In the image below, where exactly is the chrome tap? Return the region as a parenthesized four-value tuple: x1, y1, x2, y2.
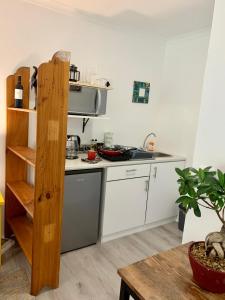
(142, 132, 157, 150)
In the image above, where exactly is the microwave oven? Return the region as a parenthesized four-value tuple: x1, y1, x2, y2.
(68, 85, 107, 116)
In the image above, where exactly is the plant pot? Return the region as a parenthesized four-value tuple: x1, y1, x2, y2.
(189, 242, 225, 293)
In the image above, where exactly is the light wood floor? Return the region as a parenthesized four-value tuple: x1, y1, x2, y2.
(0, 222, 182, 300)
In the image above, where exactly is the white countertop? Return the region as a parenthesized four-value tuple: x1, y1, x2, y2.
(65, 153, 186, 171)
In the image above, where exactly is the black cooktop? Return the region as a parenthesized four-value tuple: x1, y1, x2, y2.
(98, 145, 136, 161)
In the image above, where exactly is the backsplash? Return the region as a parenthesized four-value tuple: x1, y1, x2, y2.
(67, 117, 94, 144)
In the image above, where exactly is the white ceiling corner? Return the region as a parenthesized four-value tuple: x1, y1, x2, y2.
(22, 0, 215, 37)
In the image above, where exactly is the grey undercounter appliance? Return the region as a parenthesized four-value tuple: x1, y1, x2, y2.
(61, 169, 102, 253)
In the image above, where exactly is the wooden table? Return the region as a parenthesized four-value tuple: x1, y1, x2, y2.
(0, 193, 4, 266)
(118, 243, 225, 300)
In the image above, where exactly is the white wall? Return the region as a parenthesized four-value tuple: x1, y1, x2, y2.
(155, 30, 210, 165)
(0, 0, 166, 194)
(183, 0, 225, 243)
(91, 36, 165, 147)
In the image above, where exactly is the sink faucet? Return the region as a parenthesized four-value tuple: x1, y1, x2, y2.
(142, 132, 157, 150)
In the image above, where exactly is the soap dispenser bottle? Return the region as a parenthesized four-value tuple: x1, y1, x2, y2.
(147, 135, 156, 152)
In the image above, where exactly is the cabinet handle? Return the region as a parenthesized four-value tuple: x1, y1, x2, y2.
(145, 180, 149, 192)
(153, 166, 157, 178)
(126, 169, 137, 173)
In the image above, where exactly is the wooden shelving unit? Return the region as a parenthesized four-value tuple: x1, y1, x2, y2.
(5, 51, 70, 295)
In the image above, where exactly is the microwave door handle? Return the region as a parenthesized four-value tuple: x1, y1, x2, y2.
(95, 89, 102, 115)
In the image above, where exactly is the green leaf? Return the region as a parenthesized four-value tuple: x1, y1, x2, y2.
(176, 196, 192, 209)
(198, 168, 205, 181)
(194, 205, 201, 217)
(189, 168, 198, 174)
(209, 192, 218, 202)
(175, 168, 185, 178)
(183, 168, 191, 176)
(187, 185, 197, 197)
(197, 185, 211, 196)
(205, 171, 217, 178)
(205, 176, 223, 192)
(179, 185, 186, 195)
(217, 169, 225, 187)
(204, 166, 212, 172)
(217, 197, 224, 208)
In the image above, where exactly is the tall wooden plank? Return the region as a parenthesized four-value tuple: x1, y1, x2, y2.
(31, 51, 70, 295)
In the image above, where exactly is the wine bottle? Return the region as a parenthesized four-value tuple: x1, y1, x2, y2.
(14, 75, 23, 108)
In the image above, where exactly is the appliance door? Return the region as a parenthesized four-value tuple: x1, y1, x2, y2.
(61, 169, 102, 253)
(68, 86, 107, 116)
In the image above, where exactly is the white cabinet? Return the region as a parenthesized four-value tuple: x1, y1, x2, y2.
(102, 168, 149, 236)
(101, 160, 185, 239)
(145, 161, 185, 224)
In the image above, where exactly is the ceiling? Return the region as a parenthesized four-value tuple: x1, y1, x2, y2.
(23, 0, 215, 37)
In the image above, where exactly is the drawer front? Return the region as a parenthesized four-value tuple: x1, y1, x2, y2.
(107, 164, 151, 181)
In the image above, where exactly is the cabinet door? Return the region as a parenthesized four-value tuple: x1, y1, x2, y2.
(102, 177, 149, 236)
(145, 161, 185, 224)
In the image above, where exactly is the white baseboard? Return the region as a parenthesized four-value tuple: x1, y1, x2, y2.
(101, 217, 177, 243)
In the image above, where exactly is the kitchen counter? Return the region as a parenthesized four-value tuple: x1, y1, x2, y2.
(65, 153, 186, 171)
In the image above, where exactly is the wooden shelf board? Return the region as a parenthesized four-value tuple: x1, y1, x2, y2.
(7, 146, 36, 167)
(69, 81, 112, 90)
(8, 215, 33, 264)
(8, 107, 36, 113)
(7, 181, 34, 218)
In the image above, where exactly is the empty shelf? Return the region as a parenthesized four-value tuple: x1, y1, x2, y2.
(7, 181, 34, 218)
(7, 146, 36, 167)
(8, 215, 33, 264)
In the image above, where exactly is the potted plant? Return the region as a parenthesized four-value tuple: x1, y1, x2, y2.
(176, 166, 225, 293)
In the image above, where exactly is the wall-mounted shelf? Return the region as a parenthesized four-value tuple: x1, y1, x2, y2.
(69, 81, 112, 90)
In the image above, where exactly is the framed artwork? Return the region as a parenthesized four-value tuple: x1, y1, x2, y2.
(132, 81, 150, 104)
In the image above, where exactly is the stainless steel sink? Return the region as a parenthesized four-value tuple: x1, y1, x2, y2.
(151, 152, 171, 158)
(129, 149, 171, 160)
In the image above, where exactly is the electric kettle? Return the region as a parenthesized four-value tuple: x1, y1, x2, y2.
(66, 135, 81, 159)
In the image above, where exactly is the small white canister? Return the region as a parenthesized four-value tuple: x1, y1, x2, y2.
(104, 132, 114, 148)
